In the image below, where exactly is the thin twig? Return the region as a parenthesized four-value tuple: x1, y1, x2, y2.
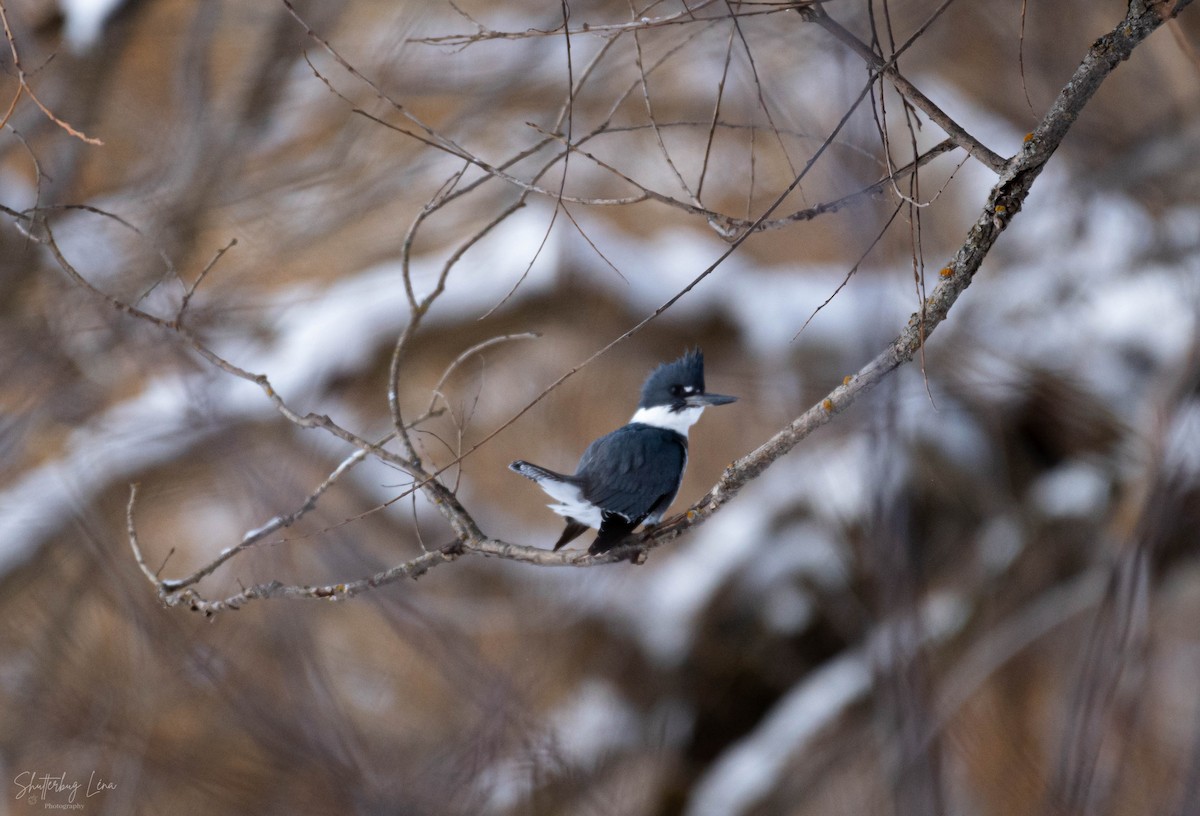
(0, 1, 103, 144)
(792, 201, 904, 340)
(178, 238, 238, 321)
(407, 0, 815, 46)
(158, 437, 391, 592)
(696, 24, 737, 201)
(424, 333, 542, 418)
(798, 4, 1007, 174)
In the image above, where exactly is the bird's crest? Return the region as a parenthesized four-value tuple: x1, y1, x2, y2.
(638, 348, 705, 409)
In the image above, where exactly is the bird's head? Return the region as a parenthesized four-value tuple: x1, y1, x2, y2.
(638, 349, 737, 413)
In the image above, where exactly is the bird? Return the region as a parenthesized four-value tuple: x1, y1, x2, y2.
(509, 349, 737, 555)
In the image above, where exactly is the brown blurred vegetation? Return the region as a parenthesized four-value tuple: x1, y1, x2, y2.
(1, 1, 1199, 814)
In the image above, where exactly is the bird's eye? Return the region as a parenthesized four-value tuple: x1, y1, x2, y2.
(669, 384, 684, 397)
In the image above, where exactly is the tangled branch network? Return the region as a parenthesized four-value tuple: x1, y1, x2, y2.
(11, 0, 1189, 615)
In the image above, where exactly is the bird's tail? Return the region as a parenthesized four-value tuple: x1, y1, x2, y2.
(554, 519, 590, 550)
(509, 460, 573, 484)
(588, 515, 639, 555)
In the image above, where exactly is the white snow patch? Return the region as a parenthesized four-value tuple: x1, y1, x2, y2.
(60, 0, 124, 50)
(628, 451, 855, 665)
(802, 435, 874, 528)
(632, 496, 769, 665)
(726, 267, 912, 355)
(760, 585, 815, 635)
(621, 417, 904, 662)
(1030, 460, 1110, 519)
(913, 398, 994, 473)
(1165, 400, 1200, 480)
(1084, 271, 1197, 370)
(686, 653, 871, 816)
(549, 679, 641, 764)
(740, 521, 846, 592)
(687, 590, 967, 816)
(0, 376, 213, 574)
(977, 514, 1024, 576)
(475, 679, 642, 813)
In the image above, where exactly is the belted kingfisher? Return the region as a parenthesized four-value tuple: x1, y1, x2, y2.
(510, 349, 736, 555)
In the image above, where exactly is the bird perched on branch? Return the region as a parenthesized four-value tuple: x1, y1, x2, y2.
(510, 349, 737, 555)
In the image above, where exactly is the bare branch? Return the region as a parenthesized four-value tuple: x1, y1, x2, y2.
(0, 1, 103, 144)
(406, 1, 819, 46)
(160, 544, 464, 617)
(127, 485, 159, 586)
(95, 0, 1195, 614)
(178, 237, 238, 321)
(157, 438, 389, 593)
(619, 0, 1196, 554)
(425, 332, 542, 418)
(798, 4, 1008, 174)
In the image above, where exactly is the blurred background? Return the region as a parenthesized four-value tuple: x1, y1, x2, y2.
(1, 0, 1199, 813)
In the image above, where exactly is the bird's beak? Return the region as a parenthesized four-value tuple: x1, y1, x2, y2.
(687, 392, 737, 407)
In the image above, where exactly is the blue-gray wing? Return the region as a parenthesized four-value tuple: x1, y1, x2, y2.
(575, 425, 687, 523)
